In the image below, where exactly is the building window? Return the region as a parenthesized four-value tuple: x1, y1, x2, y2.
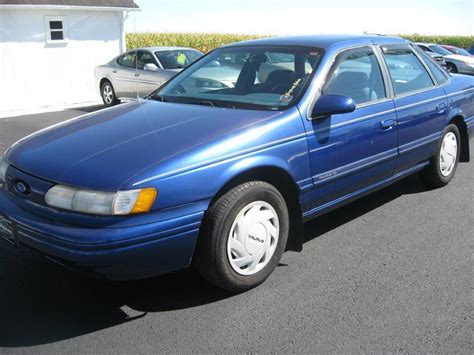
(44, 16, 67, 43)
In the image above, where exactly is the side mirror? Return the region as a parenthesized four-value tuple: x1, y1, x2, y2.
(143, 63, 159, 72)
(311, 94, 356, 118)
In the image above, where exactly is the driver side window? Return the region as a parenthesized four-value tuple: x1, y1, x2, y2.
(324, 48, 386, 106)
(136, 51, 157, 70)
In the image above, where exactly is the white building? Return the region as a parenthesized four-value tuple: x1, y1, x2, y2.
(0, 0, 139, 117)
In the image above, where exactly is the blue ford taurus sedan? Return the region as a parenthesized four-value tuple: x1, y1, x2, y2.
(1, 35, 473, 292)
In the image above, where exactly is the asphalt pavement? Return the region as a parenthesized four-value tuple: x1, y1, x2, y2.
(0, 106, 472, 354)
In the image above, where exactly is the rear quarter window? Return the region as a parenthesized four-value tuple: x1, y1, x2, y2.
(414, 47, 449, 85)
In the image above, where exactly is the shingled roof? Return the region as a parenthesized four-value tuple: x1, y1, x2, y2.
(0, 0, 139, 8)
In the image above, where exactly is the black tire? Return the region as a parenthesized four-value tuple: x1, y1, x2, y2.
(420, 124, 461, 188)
(446, 62, 458, 73)
(194, 181, 289, 292)
(100, 80, 120, 107)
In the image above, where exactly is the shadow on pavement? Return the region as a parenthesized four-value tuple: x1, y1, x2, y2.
(66, 104, 106, 113)
(0, 173, 428, 347)
(302, 173, 427, 243)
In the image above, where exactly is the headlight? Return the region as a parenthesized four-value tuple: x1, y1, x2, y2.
(45, 185, 157, 215)
(0, 156, 9, 184)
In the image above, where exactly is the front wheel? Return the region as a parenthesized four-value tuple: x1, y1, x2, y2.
(194, 181, 289, 292)
(420, 124, 460, 187)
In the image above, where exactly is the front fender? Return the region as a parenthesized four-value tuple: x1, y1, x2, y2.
(220, 154, 294, 185)
(134, 133, 311, 215)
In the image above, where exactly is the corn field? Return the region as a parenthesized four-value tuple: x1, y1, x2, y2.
(126, 33, 263, 53)
(126, 33, 474, 53)
(399, 35, 474, 49)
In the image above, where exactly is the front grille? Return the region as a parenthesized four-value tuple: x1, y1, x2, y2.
(0, 216, 15, 245)
(4, 166, 55, 207)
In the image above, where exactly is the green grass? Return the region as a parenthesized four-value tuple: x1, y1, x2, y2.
(126, 33, 474, 53)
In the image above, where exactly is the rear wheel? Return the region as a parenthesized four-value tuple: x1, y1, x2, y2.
(194, 181, 289, 292)
(100, 80, 120, 107)
(420, 124, 460, 187)
(446, 62, 458, 73)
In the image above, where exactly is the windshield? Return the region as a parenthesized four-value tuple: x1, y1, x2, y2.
(429, 45, 453, 56)
(448, 47, 471, 56)
(153, 46, 324, 110)
(155, 49, 203, 69)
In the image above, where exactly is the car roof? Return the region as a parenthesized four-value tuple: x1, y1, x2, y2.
(134, 47, 203, 52)
(224, 34, 409, 49)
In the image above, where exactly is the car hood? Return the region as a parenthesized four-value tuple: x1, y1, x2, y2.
(6, 100, 285, 190)
(444, 54, 474, 63)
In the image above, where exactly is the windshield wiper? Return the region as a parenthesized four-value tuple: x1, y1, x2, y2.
(196, 100, 241, 109)
(195, 100, 216, 107)
(184, 100, 226, 108)
(148, 94, 169, 102)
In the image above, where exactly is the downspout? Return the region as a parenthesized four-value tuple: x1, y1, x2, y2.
(120, 10, 130, 53)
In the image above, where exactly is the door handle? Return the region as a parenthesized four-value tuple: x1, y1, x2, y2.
(380, 118, 395, 130)
(134, 73, 140, 77)
(436, 103, 447, 113)
(112, 70, 117, 73)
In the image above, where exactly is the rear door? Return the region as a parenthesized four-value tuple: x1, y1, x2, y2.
(114, 51, 138, 98)
(380, 45, 448, 173)
(305, 46, 398, 209)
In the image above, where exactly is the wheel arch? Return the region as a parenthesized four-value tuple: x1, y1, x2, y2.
(99, 77, 112, 91)
(445, 61, 458, 72)
(208, 164, 304, 252)
(448, 115, 470, 162)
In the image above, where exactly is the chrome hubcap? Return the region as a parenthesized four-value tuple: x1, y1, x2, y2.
(103, 85, 113, 104)
(227, 201, 279, 276)
(439, 132, 457, 177)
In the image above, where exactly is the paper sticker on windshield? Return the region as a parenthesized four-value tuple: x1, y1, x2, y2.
(285, 78, 302, 96)
(177, 53, 186, 65)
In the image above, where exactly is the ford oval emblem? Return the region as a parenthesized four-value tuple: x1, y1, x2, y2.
(15, 181, 30, 194)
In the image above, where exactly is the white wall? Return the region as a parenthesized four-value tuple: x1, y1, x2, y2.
(0, 8, 125, 116)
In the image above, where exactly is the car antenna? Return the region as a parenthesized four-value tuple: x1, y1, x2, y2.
(133, 10, 140, 104)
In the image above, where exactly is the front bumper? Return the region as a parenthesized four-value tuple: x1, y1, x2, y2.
(0, 189, 203, 280)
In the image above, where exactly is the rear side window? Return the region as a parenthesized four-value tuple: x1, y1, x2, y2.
(324, 48, 386, 105)
(414, 47, 449, 85)
(382, 47, 434, 96)
(117, 52, 136, 68)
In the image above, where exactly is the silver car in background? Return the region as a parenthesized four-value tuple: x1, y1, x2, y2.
(416, 42, 474, 75)
(95, 47, 204, 106)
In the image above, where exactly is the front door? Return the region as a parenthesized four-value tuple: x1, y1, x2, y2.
(304, 47, 398, 210)
(135, 51, 170, 97)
